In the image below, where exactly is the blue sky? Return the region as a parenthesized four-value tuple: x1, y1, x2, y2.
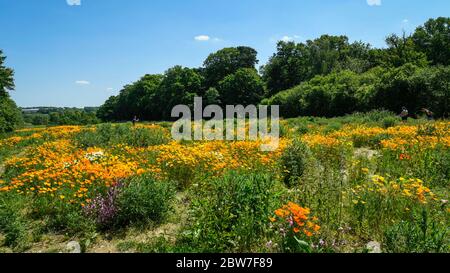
(0, 0, 449, 107)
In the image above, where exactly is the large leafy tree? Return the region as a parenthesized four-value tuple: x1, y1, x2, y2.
(203, 46, 258, 88)
(155, 66, 204, 119)
(97, 95, 119, 121)
(218, 68, 264, 106)
(261, 41, 310, 97)
(413, 17, 450, 66)
(381, 34, 428, 68)
(97, 74, 164, 121)
(262, 35, 376, 97)
(0, 50, 14, 93)
(0, 50, 22, 133)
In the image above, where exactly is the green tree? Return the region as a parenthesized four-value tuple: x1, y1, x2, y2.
(0, 50, 14, 93)
(261, 41, 310, 97)
(97, 74, 163, 121)
(382, 34, 428, 67)
(203, 46, 258, 88)
(413, 17, 450, 66)
(218, 68, 264, 106)
(204, 87, 221, 105)
(155, 66, 204, 119)
(0, 96, 22, 132)
(97, 96, 118, 121)
(0, 50, 22, 133)
(262, 36, 376, 97)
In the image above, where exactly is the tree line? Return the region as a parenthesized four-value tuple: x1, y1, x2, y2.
(1, 17, 449, 133)
(22, 107, 100, 126)
(98, 17, 450, 121)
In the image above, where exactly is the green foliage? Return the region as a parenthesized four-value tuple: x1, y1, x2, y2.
(31, 198, 96, 236)
(115, 175, 175, 227)
(261, 36, 376, 96)
(382, 116, 399, 129)
(98, 47, 261, 122)
(218, 68, 264, 106)
(263, 68, 383, 118)
(204, 87, 221, 105)
(0, 194, 29, 251)
(23, 114, 50, 126)
(97, 17, 450, 122)
(0, 50, 22, 133)
(0, 50, 14, 92)
(181, 171, 279, 252)
(384, 210, 449, 253)
(98, 67, 203, 121)
(381, 34, 429, 68)
(22, 108, 99, 126)
(264, 63, 450, 119)
(280, 139, 310, 187)
(156, 66, 204, 119)
(203, 46, 258, 88)
(261, 41, 311, 97)
(413, 17, 450, 66)
(0, 95, 23, 133)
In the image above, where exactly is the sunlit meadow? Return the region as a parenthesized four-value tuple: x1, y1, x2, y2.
(0, 113, 449, 253)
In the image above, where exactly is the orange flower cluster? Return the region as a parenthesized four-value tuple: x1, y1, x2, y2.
(272, 202, 320, 237)
(300, 122, 450, 151)
(1, 140, 142, 206)
(1, 126, 83, 149)
(399, 153, 411, 161)
(148, 139, 288, 180)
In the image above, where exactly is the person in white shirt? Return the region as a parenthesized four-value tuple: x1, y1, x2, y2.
(399, 107, 409, 122)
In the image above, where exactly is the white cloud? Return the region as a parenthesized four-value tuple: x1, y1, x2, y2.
(279, 35, 301, 42)
(367, 0, 381, 6)
(194, 35, 210, 41)
(75, 80, 90, 85)
(194, 35, 223, 43)
(281, 36, 295, 42)
(106, 87, 114, 91)
(67, 0, 81, 6)
(402, 19, 409, 24)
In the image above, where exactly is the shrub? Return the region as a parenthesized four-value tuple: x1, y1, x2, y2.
(181, 171, 279, 252)
(280, 139, 310, 187)
(115, 175, 175, 227)
(0, 194, 29, 250)
(382, 117, 399, 129)
(383, 210, 448, 253)
(323, 122, 343, 134)
(31, 198, 96, 236)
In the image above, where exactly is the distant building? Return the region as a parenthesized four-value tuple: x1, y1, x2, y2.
(22, 108, 40, 114)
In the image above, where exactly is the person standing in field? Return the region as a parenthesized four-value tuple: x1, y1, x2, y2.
(132, 115, 139, 126)
(399, 107, 409, 122)
(422, 108, 435, 121)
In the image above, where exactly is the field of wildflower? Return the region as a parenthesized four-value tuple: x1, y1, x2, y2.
(0, 112, 448, 253)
